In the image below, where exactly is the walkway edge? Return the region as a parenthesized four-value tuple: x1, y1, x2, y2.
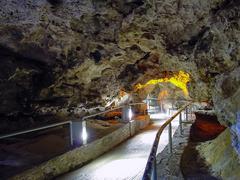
(11, 118, 150, 180)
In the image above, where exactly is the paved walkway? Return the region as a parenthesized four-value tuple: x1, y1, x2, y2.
(58, 112, 180, 180)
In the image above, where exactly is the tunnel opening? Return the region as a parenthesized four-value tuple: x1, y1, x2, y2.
(134, 70, 191, 97)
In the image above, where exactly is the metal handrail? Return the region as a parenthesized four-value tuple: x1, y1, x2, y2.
(0, 102, 146, 145)
(0, 121, 73, 145)
(142, 103, 192, 180)
(145, 98, 193, 102)
(82, 102, 146, 121)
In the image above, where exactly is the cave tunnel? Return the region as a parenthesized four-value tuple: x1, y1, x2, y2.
(0, 0, 239, 179)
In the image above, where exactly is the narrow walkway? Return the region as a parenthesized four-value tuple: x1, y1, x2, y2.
(58, 112, 180, 180)
(156, 124, 191, 179)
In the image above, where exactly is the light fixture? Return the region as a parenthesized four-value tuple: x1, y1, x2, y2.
(128, 107, 133, 120)
(82, 121, 88, 145)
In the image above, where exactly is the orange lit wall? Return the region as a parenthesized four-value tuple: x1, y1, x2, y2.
(157, 90, 169, 101)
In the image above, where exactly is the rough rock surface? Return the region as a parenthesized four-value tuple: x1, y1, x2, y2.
(0, 0, 239, 111)
(197, 129, 240, 179)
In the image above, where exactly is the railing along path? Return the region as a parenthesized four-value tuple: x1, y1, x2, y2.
(0, 99, 195, 179)
(142, 103, 192, 180)
(0, 102, 145, 146)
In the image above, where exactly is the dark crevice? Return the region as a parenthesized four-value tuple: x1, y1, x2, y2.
(188, 27, 210, 47)
(110, 0, 145, 17)
(0, 45, 56, 68)
(0, 45, 56, 116)
(90, 50, 102, 63)
(165, 26, 210, 55)
(211, 0, 240, 15)
(47, 0, 63, 6)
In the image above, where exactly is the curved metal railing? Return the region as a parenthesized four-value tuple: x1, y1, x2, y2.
(82, 102, 145, 121)
(78, 102, 146, 145)
(142, 102, 192, 180)
(0, 102, 146, 146)
(0, 120, 73, 144)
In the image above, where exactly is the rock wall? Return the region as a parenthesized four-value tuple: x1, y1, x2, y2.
(197, 129, 240, 179)
(0, 0, 239, 105)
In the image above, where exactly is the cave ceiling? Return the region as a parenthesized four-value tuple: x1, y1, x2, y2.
(0, 0, 239, 128)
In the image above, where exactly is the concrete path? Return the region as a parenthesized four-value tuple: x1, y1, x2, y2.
(58, 112, 180, 180)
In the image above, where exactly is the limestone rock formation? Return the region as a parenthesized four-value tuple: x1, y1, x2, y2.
(197, 129, 240, 179)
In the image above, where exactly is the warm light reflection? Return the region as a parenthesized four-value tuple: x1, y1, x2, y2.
(93, 158, 146, 178)
(158, 90, 168, 101)
(119, 89, 127, 97)
(135, 71, 190, 96)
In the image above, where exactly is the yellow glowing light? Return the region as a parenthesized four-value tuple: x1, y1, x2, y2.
(135, 71, 190, 96)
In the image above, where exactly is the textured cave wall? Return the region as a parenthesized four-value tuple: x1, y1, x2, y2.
(0, 0, 151, 115)
(0, 0, 239, 148)
(197, 129, 240, 179)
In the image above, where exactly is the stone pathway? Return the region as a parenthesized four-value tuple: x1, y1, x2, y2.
(156, 123, 191, 179)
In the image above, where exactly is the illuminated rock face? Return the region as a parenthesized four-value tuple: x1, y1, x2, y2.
(212, 67, 240, 155)
(134, 71, 190, 96)
(0, 0, 239, 155)
(197, 129, 240, 179)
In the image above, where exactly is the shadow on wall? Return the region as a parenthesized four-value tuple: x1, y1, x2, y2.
(191, 112, 226, 142)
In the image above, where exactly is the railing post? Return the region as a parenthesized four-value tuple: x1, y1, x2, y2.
(168, 122, 172, 154)
(190, 106, 193, 120)
(179, 112, 183, 135)
(69, 121, 73, 146)
(143, 104, 147, 115)
(185, 107, 188, 121)
(122, 105, 131, 122)
(82, 121, 87, 145)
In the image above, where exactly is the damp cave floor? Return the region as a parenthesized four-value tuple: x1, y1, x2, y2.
(58, 112, 181, 180)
